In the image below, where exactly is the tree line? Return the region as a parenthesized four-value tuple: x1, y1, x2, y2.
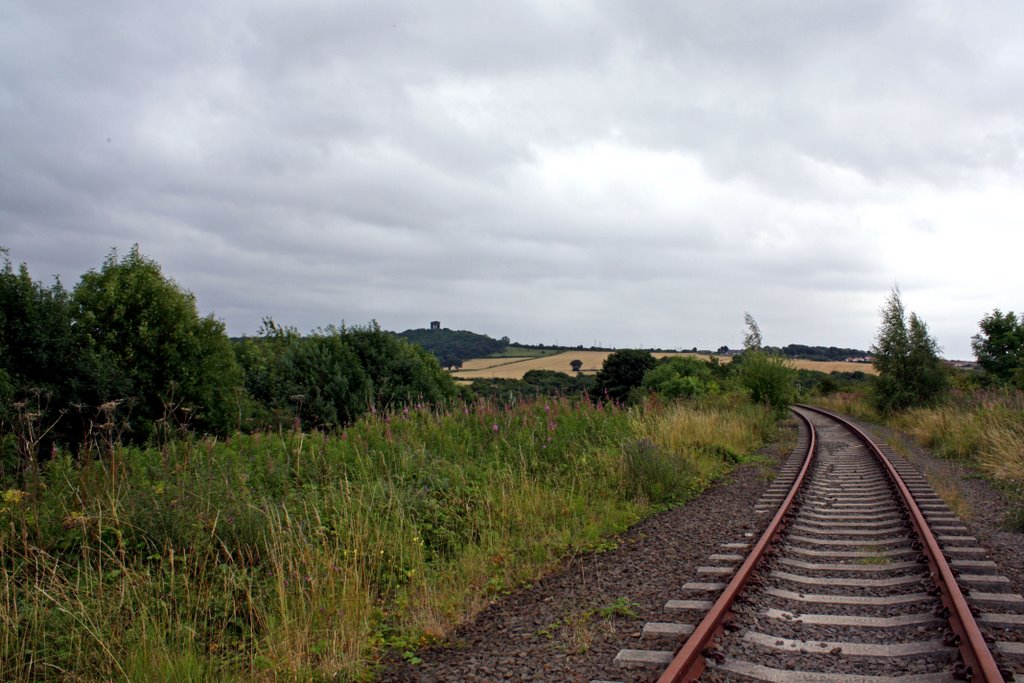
(0, 247, 457, 474)
(5, 245, 1019, 476)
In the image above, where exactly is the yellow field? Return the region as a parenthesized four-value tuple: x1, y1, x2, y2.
(787, 359, 877, 374)
(451, 351, 877, 380)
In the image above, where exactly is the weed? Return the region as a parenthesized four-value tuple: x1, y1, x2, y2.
(597, 596, 640, 619)
(536, 597, 639, 653)
(927, 475, 972, 521)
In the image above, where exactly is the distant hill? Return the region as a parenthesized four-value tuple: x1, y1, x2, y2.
(396, 326, 870, 368)
(397, 327, 508, 368)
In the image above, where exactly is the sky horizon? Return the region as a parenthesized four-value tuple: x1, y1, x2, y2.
(4, 3, 1022, 361)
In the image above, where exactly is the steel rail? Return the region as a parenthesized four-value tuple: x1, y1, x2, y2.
(798, 404, 1005, 683)
(656, 408, 817, 683)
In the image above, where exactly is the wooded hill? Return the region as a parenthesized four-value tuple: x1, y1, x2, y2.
(396, 327, 508, 368)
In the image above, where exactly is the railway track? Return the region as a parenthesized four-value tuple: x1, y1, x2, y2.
(603, 406, 1024, 683)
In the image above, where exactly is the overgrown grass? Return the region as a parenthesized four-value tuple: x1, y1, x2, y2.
(812, 391, 880, 422)
(0, 395, 776, 681)
(888, 390, 1024, 529)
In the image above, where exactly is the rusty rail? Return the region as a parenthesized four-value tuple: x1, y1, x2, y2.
(798, 404, 1005, 683)
(656, 408, 817, 683)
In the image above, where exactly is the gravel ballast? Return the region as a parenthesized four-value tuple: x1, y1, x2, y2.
(849, 418, 1024, 602)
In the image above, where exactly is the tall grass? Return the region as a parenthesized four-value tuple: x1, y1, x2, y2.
(0, 395, 775, 681)
(812, 391, 880, 423)
(890, 391, 1024, 528)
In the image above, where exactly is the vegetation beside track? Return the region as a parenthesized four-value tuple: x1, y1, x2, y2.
(0, 395, 777, 681)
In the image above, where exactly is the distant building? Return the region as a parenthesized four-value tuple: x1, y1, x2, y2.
(430, 321, 441, 330)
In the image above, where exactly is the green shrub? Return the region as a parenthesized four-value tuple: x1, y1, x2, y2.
(736, 351, 796, 414)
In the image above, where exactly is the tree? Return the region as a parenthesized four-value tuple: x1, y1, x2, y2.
(343, 322, 458, 410)
(971, 309, 1024, 386)
(743, 312, 763, 350)
(735, 314, 795, 413)
(72, 246, 243, 440)
(282, 330, 368, 428)
(593, 349, 656, 403)
(239, 321, 458, 429)
(871, 287, 948, 413)
(642, 356, 717, 399)
(570, 359, 583, 373)
(0, 250, 87, 456)
(0, 254, 77, 397)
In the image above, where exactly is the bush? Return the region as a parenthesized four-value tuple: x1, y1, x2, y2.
(736, 350, 796, 414)
(642, 356, 718, 399)
(594, 350, 656, 403)
(237, 321, 459, 430)
(73, 246, 244, 440)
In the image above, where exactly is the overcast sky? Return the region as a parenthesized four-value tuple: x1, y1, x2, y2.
(3, 2, 1022, 359)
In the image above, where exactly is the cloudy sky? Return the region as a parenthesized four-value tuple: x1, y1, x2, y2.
(3, 2, 1022, 359)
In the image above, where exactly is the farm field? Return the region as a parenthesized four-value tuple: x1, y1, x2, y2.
(787, 359, 878, 374)
(452, 351, 878, 380)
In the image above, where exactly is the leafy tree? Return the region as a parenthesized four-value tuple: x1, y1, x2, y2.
(0, 250, 86, 454)
(235, 320, 359, 429)
(594, 350, 656, 403)
(72, 246, 243, 440)
(0, 256, 74, 392)
(234, 318, 299, 416)
(522, 369, 593, 396)
(238, 321, 458, 429)
(742, 312, 763, 350)
(283, 330, 368, 428)
(570, 359, 583, 372)
(971, 309, 1024, 386)
(642, 356, 717, 399)
(871, 287, 949, 413)
(344, 322, 458, 410)
(735, 314, 796, 413)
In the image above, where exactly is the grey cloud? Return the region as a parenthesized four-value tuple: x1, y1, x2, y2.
(3, 1, 1023, 359)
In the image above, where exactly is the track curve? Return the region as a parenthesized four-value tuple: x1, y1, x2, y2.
(608, 406, 1024, 683)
